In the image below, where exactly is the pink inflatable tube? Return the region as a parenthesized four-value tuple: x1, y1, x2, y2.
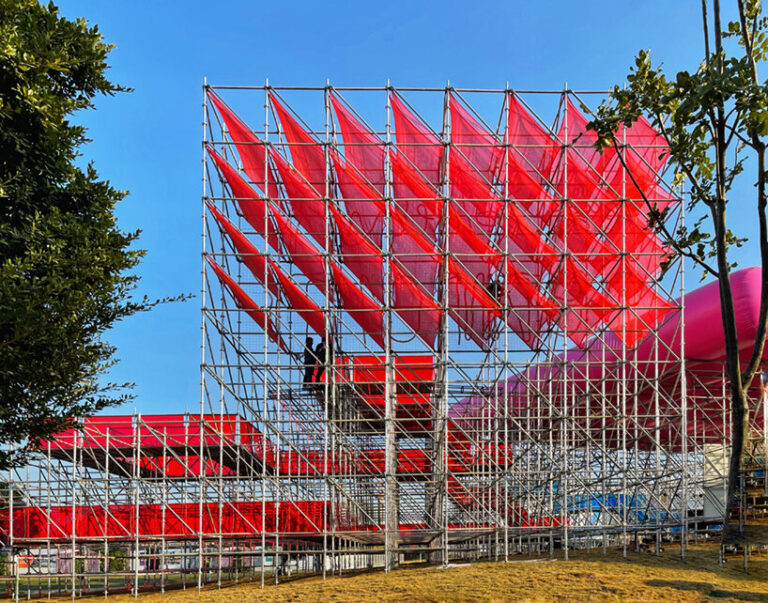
(448, 267, 764, 443)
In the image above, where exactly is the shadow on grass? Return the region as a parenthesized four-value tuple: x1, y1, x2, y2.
(571, 546, 768, 585)
(645, 579, 768, 601)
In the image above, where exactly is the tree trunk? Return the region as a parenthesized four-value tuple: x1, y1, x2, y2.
(723, 384, 750, 543)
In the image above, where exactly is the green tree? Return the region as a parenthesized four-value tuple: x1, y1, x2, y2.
(0, 1, 172, 467)
(589, 0, 768, 542)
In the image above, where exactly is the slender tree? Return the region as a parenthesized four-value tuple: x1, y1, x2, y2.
(0, 1, 179, 468)
(589, 0, 768, 541)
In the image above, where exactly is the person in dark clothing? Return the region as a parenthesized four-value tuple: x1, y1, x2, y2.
(487, 279, 501, 303)
(314, 339, 326, 383)
(302, 337, 316, 388)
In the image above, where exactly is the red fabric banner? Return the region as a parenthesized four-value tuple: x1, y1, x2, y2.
(206, 257, 287, 352)
(447, 257, 502, 349)
(330, 263, 385, 349)
(391, 94, 443, 188)
(506, 93, 559, 187)
(329, 203, 385, 302)
(270, 95, 326, 191)
(270, 148, 328, 247)
(331, 203, 441, 347)
(268, 259, 327, 337)
(449, 93, 504, 183)
(207, 147, 277, 244)
(207, 91, 277, 199)
(269, 204, 328, 294)
(331, 95, 386, 193)
(390, 150, 443, 245)
(330, 149, 385, 248)
(206, 202, 279, 297)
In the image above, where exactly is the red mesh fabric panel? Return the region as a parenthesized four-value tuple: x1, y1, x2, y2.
(607, 116, 673, 212)
(390, 207, 441, 296)
(331, 203, 441, 347)
(391, 149, 497, 285)
(549, 263, 614, 347)
(503, 98, 671, 345)
(392, 147, 560, 347)
(447, 258, 502, 349)
(207, 147, 279, 248)
(270, 149, 328, 247)
(390, 150, 442, 244)
(206, 202, 279, 297)
(391, 94, 443, 188)
(269, 205, 328, 293)
(330, 263, 385, 349)
(206, 257, 287, 352)
(390, 261, 442, 348)
(270, 95, 326, 192)
(506, 93, 559, 187)
(449, 94, 504, 182)
(448, 201, 500, 287)
(268, 259, 327, 337)
(393, 133, 618, 348)
(329, 204, 385, 302)
(331, 150, 385, 248)
(207, 91, 277, 199)
(500, 259, 559, 349)
(449, 151, 503, 239)
(331, 95, 386, 193)
(552, 99, 674, 343)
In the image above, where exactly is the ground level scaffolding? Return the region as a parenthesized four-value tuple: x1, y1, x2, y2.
(1, 85, 767, 598)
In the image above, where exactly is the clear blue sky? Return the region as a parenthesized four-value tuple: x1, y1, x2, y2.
(56, 0, 756, 415)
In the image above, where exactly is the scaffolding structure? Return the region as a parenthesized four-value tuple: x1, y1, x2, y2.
(2, 84, 767, 598)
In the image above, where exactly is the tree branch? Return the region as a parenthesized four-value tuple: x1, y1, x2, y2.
(609, 137, 719, 278)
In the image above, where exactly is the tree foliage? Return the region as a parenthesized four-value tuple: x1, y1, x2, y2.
(0, 1, 164, 467)
(589, 0, 768, 541)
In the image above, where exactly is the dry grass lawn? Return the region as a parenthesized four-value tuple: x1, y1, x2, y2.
(61, 543, 768, 602)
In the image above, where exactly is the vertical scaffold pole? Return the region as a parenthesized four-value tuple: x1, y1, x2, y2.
(383, 82, 398, 573)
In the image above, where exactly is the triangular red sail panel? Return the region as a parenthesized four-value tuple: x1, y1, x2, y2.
(269, 205, 328, 294)
(448, 151, 504, 284)
(506, 93, 559, 187)
(329, 202, 441, 347)
(552, 98, 672, 325)
(390, 207, 442, 296)
(330, 150, 385, 248)
(270, 149, 328, 247)
(548, 261, 616, 347)
(390, 150, 443, 246)
(207, 91, 277, 199)
(207, 147, 279, 249)
(270, 95, 326, 192)
(206, 202, 279, 297)
(447, 258, 502, 349)
(449, 94, 504, 183)
(504, 98, 665, 341)
(331, 95, 385, 193)
(330, 263, 385, 349)
(393, 136, 613, 349)
(206, 257, 287, 352)
(500, 259, 559, 349)
(606, 116, 673, 212)
(329, 204, 385, 302)
(390, 260, 442, 348)
(268, 259, 327, 337)
(391, 94, 443, 188)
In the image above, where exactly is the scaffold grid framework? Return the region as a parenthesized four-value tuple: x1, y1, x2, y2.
(2, 83, 767, 600)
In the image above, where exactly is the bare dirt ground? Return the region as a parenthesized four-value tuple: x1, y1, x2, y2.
(54, 542, 768, 602)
